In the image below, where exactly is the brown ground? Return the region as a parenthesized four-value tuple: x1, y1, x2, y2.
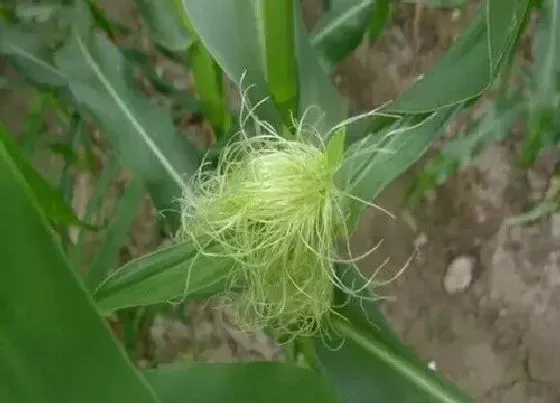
(3, 2, 560, 402)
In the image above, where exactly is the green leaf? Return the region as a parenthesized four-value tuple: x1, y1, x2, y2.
(508, 172, 560, 224)
(84, 0, 131, 40)
(120, 47, 196, 103)
(57, 112, 86, 252)
(0, 26, 65, 87)
(0, 137, 159, 403)
(388, 0, 530, 113)
(294, 2, 348, 135)
(314, 267, 473, 403)
(519, 114, 557, 166)
(0, 120, 94, 229)
(408, 96, 524, 204)
(311, 0, 372, 72)
(144, 362, 337, 403)
(325, 127, 346, 167)
(487, 0, 530, 73)
(171, 0, 232, 137)
(533, 0, 560, 96)
(134, 0, 193, 52)
(54, 29, 201, 229)
(402, 0, 468, 6)
(93, 240, 230, 313)
(258, 0, 299, 126)
(181, 0, 283, 129)
(341, 107, 458, 229)
(181, 0, 347, 135)
(14, 2, 60, 23)
(506, 200, 557, 225)
(520, 0, 560, 165)
(21, 91, 48, 158)
(369, 0, 392, 43)
(320, 112, 467, 403)
(68, 156, 121, 268)
(85, 178, 145, 291)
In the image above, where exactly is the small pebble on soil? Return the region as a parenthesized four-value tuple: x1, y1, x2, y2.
(444, 256, 475, 295)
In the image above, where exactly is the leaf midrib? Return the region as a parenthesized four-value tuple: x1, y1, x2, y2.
(333, 318, 467, 403)
(311, 0, 371, 45)
(73, 33, 185, 188)
(6, 42, 65, 80)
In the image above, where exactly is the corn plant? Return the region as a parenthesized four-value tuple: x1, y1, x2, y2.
(407, 0, 560, 222)
(0, 1, 539, 402)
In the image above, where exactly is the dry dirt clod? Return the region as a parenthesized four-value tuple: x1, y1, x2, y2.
(443, 256, 475, 295)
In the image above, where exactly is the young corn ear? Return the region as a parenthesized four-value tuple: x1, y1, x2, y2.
(179, 84, 397, 339)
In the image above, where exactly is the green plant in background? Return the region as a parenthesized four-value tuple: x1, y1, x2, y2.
(408, 0, 560, 223)
(0, 0, 550, 402)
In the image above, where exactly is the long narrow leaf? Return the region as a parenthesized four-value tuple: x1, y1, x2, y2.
(403, 0, 468, 5)
(144, 362, 337, 403)
(21, 92, 48, 158)
(58, 113, 85, 252)
(314, 267, 472, 403)
(369, 0, 392, 43)
(134, 0, 193, 52)
(258, 0, 299, 126)
(294, 3, 347, 136)
(388, 0, 530, 113)
(520, 0, 560, 165)
(487, 0, 530, 73)
(0, 120, 93, 229)
(94, 240, 230, 313)
(171, 0, 232, 138)
(341, 107, 457, 229)
(86, 178, 145, 291)
(311, 0, 372, 71)
(182, 0, 347, 135)
(133, 0, 231, 137)
(68, 156, 121, 268)
(84, 0, 130, 41)
(533, 0, 560, 96)
(54, 29, 200, 228)
(0, 26, 66, 87)
(0, 139, 159, 403)
(180, 0, 283, 130)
